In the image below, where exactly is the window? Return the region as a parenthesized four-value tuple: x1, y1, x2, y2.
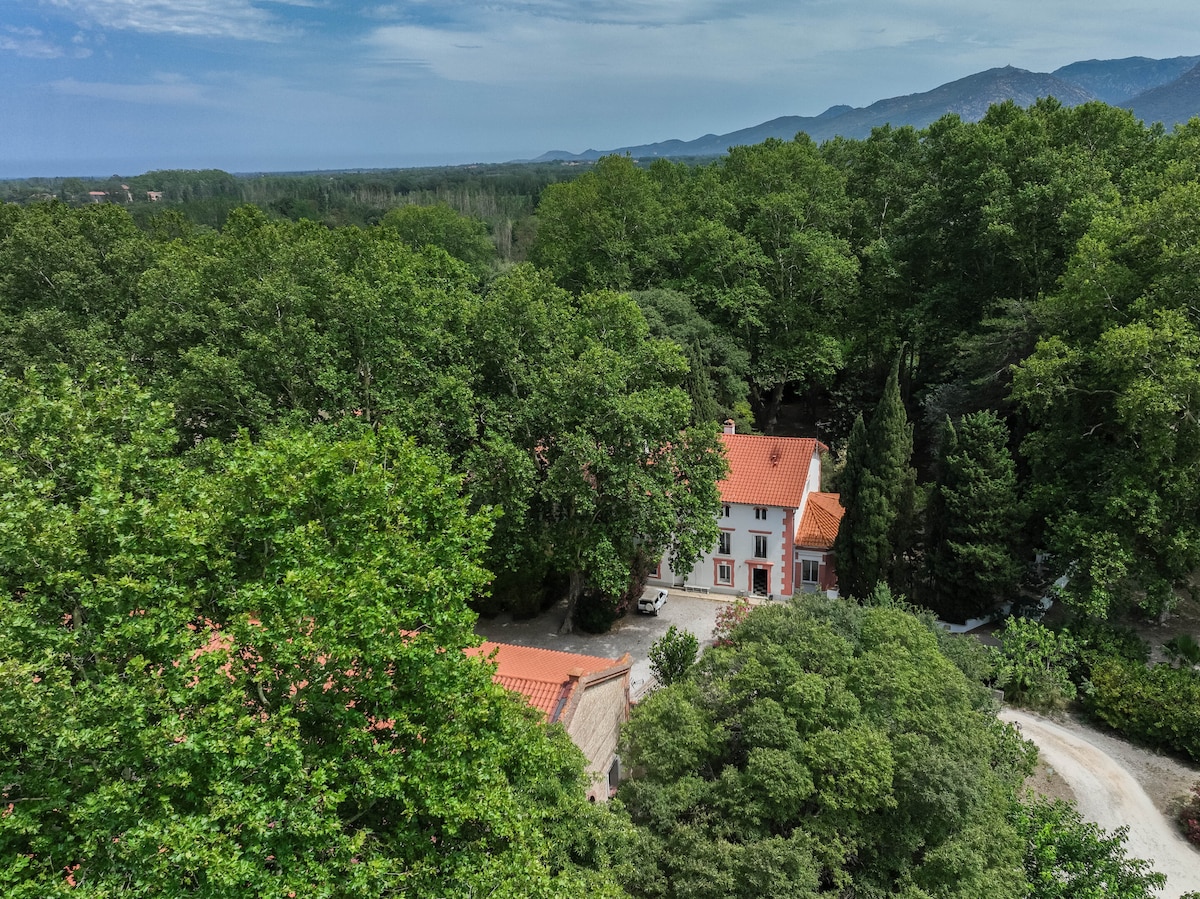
(717, 563, 732, 585)
(650, 560, 661, 578)
(754, 535, 768, 558)
(801, 559, 820, 583)
(718, 532, 731, 555)
(754, 507, 768, 520)
(721, 504, 730, 518)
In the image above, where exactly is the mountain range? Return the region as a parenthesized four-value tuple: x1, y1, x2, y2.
(534, 55, 1200, 162)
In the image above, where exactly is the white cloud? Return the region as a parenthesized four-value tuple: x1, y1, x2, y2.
(361, 7, 957, 89)
(1, 25, 67, 57)
(359, 1, 1200, 102)
(50, 74, 216, 104)
(42, 0, 291, 40)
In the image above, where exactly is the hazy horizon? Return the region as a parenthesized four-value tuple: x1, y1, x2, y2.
(4, 1, 1200, 179)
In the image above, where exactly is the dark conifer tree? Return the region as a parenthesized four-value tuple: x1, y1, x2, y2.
(834, 356, 915, 599)
(868, 354, 917, 590)
(924, 411, 1023, 620)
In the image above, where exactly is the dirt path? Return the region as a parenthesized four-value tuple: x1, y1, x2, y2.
(1002, 709, 1200, 898)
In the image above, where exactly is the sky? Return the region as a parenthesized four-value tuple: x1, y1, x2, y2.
(2, 0, 1199, 178)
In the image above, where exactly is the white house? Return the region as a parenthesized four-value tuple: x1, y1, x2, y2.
(648, 421, 843, 598)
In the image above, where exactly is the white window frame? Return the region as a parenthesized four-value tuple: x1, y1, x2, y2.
(717, 563, 732, 585)
(718, 532, 731, 555)
(800, 558, 820, 583)
(754, 535, 768, 558)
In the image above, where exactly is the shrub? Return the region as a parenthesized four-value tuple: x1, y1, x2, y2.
(1165, 634, 1200, 669)
(1066, 617, 1149, 684)
(1179, 783, 1200, 848)
(648, 626, 699, 687)
(997, 617, 1078, 709)
(711, 596, 751, 647)
(1086, 657, 1200, 761)
(573, 587, 622, 633)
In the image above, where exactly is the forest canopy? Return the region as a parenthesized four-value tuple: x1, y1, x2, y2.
(4, 94, 1200, 896)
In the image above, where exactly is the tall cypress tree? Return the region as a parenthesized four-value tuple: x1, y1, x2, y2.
(835, 413, 877, 599)
(834, 356, 915, 599)
(868, 354, 917, 591)
(924, 411, 1023, 621)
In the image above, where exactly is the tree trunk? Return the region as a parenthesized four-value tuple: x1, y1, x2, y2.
(558, 569, 585, 635)
(763, 381, 786, 434)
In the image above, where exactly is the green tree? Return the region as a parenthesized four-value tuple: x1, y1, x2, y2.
(1012, 179, 1200, 618)
(531, 154, 668, 292)
(0, 201, 149, 375)
(0, 369, 628, 898)
(674, 137, 857, 430)
(648, 625, 700, 687)
(463, 266, 727, 631)
(379, 202, 497, 278)
(833, 357, 915, 599)
(123, 208, 480, 444)
(1017, 798, 1165, 898)
(996, 618, 1078, 709)
(925, 411, 1023, 621)
(619, 597, 1034, 899)
(631, 287, 752, 426)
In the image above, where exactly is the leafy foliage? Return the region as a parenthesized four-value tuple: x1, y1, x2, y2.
(648, 625, 700, 687)
(833, 357, 915, 599)
(1016, 798, 1166, 898)
(996, 618, 1079, 710)
(1012, 179, 1200, 618)
(618, 596, 1034, 898)
(379, 202, 497, 277)
(711, 596, 751, 647)
(0, 370, 628, 897)
(1085, 656, 1200, 761)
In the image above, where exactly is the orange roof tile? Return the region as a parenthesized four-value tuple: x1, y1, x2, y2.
(795, 492, 844, 550)
(718, 433, 822, 508)
(466, 641, 624, 722)
(490, 674, 573, 719)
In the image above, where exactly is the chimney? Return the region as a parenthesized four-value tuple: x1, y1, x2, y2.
(723, 419, 736, 435)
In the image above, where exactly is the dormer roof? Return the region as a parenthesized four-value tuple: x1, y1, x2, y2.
(795, 492, 844, 550)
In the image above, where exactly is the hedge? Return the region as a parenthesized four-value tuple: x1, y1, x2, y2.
(1086, 657, 1200, 762)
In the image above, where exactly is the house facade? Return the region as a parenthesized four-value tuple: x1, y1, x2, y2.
(648, 421, 842, 598)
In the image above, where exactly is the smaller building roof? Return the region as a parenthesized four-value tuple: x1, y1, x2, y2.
(719, 433, 823, 508)
(795, 492, 844, 550)
(466, 641, 627, 722)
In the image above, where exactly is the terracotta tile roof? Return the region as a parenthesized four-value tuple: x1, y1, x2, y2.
(489, 674, 573, 719)
(466, 641, 625, 722)
(719, 433, 822, 508)
(795, 492, 844, 550)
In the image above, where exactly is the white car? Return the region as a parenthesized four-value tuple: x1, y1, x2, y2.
(638, 589, 668, 616)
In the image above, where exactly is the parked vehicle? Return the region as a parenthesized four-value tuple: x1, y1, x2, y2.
(638, 589, 668, 616)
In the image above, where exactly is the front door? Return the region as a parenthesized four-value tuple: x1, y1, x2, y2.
(751, 568, 768, 596)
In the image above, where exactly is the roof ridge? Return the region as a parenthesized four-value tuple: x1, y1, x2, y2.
(473, 640, 620, 667)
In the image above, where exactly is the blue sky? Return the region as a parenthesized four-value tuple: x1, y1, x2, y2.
(3, 0, 1199, 177)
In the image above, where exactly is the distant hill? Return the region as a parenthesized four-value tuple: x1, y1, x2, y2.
(1053, 55, 1200, 104)
(1127, 60, 1200, 128)
(534, 55, 1200, 162)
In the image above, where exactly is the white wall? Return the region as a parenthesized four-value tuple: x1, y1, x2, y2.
(650, 501, 793, 596)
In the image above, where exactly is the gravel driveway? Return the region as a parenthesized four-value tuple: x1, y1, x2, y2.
(1003, 708, 1200, 898)
(474, 589, 733, 698)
